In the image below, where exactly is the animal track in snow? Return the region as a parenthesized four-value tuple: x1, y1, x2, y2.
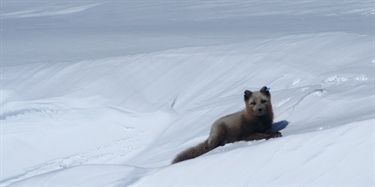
(323, 74, 368, 85)
(354, 74, 368, 82)
(2, 135, 144, 185)
(324, 76, 349, 84)
(0, 106, 66, 121)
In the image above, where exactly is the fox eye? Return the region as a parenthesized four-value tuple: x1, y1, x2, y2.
(250, 102, 256, 105)
(261, 100, 267, 103)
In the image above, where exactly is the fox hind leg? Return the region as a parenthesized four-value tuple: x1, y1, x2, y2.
(207, 124, 228, 150)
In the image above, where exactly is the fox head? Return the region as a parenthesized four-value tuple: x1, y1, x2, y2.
(244, 86, 272, 117)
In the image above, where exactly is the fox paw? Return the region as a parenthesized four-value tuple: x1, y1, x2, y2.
(270, 131, 282, 138)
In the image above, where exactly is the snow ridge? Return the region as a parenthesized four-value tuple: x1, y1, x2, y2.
(1, 1, 374, 186)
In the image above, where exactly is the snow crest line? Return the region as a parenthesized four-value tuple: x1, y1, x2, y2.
(1, 3, 102, 18)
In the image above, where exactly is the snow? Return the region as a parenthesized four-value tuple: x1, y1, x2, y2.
(1, 1, 374, 186)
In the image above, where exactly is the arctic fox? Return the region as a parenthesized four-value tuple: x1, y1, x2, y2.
(172, 86, 282, 164)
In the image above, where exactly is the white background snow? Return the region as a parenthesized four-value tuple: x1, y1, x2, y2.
(1, 0, 374, 186)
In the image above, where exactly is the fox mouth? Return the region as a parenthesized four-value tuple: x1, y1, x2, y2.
(255, 112, 266, 116)
(254, 109, 266, 116)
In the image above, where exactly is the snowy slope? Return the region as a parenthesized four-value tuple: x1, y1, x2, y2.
(1, 1, 374, 186)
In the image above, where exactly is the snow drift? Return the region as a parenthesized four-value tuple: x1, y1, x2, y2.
(1, 1, 374, 186)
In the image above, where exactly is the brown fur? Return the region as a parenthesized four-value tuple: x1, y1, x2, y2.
(172, 86, 282, 164)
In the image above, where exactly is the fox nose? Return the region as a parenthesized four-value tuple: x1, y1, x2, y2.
(258, 108, 263, 112)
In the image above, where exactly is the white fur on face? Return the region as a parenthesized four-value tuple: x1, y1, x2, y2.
(247, 92, 270, 116)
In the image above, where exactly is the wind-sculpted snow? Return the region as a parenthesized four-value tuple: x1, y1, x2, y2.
(134, 120, 373, 186)
(2, 32, 374, 186)
(1, 3, 101, 18)
(1, 1, 373, 66)
(1, 1, 374, 187)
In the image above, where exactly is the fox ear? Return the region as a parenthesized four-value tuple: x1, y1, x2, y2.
(244, 90, 252, 101)
(260, 86, 270, 96)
